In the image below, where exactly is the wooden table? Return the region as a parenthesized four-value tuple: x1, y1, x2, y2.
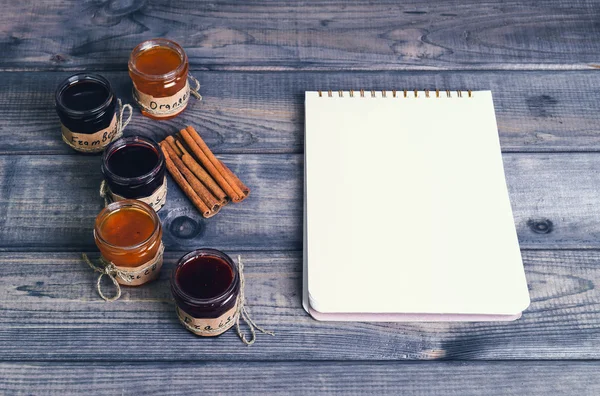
(2, 1, 600, 394)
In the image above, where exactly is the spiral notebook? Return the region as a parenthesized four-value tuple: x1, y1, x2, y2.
(303, 90, 530, 321)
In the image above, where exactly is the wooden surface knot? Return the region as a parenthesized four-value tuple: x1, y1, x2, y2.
(527, 219, 554, 234)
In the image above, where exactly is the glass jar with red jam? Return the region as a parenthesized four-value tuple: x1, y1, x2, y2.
(128, 38, 191, 120)
(55, 73, 118, 153)
(94, 199, 164, 286)
(171, 249, 240, 336)
(101, 135, 167, 211)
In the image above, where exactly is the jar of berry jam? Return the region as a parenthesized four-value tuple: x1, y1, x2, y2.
(129, 38, 198, 120)
(55, 73, 122, 153)
(101, 136, 167, 211)
(171, 249, 240, 336)
(94, 199, 164, 286)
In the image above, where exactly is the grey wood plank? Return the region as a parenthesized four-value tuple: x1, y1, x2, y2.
(0, 250, 599, 361)
(2, 71, 600, 155)
(2, 71, 300, 155)
(2, 153, 600, 250)
(0, 154, 301, 251)
(1, 361, 599, 395)
(3, 1, 600, 71)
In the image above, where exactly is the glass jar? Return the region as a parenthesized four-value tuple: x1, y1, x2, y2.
(94, 200, 164, 286)
(101, 136, 167, 211)
(171, 249, 240, 336)
(128, 38, 191, 120)
(55, 73, 118, 153)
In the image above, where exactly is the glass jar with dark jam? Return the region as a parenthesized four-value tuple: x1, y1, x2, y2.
(101, 135, 168, 211)
(55, 73, 118, 153)
(128, 38, 191, 120)
(171, 249, 240, 336)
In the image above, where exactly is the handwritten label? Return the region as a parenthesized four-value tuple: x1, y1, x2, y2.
(107, 176, 168, 211)
(177, 304, 238, 336)
(61, 114, 118, 153)
(113, 243, 165, 286)
(133, 81, 190, 118)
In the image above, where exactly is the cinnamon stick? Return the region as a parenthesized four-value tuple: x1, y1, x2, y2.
(182, 154, 229, 205)
(160, 144, 212, 218)
(165, 136, 182, 157)
(180, 128, 241, 202)
(219, 160, 250, 199)
(185, 126, 247, 202)
(162, 142, 221, 214)
(175, 139, 190, 157)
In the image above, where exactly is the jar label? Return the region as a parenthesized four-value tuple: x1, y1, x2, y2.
(176, 304, 238, 336)
(112, 242, 165, 286)
(61, 114, 118, 153)
(107, 176, 168, 211)
(133, 80, 190, 118)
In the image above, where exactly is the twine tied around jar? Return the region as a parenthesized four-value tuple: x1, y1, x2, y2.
(115, 99, 133, 139)
(61, 99, 132, 153)
(81, 243, 165, 302)
(188, 75, 202, 100)
(234, 255, 275, 345)
(176, 255, 274, 345)
(99, 180, 111, 207)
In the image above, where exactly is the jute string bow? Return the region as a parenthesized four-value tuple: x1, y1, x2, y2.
(81, 243, 164, 302)
(82, 254, 123, 302)
(177, 255, 274, 346)
(62, 99, 132, 153)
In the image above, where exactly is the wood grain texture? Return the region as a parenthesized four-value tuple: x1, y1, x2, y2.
(0, 250, 599, 361)
(3, 71, 600, 155)
(3, 1, 600, 71)
(3, 0, 599, 388)
(1, 361, 599, 395)
(0, 154, 302, 251)
(3, 153, 600, 250)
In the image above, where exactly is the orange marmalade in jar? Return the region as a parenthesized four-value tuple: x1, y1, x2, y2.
(93, 200, 164, 286)
(128, 38, 192, 120)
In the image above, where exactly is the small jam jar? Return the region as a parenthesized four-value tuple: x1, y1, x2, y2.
(101, 136, 168, 211)
(171, 249, 240, 336)
(128, 38, 191, 120)
(94, 200, 164, 285)
(55, 73, 118, 153)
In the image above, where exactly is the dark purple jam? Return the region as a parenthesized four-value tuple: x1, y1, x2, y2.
(62, 81, 109, 111)
(107, 144, 159, 179)
(177, 255, 234, 299)
(55, 73, 116, 134)
(171, 249, 240, 319)
(101, 136, 165, 199)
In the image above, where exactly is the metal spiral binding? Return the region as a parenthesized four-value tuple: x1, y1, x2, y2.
(317, 89, 473, 98)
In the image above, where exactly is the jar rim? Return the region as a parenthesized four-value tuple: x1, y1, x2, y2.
(101, 135, 165, 187)
(128, 38, 188, 82)
(94, 199, 161, 251)
(55, 73, 114, 117)
(171, 249, 240, 305)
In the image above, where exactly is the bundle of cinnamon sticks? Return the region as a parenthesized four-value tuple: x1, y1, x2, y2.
(159, 126, 249, 218)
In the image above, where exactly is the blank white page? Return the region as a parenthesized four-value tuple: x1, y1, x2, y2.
(305, 90, 530, 315)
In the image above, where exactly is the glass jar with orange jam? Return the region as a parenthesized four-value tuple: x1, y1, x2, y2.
(128, 38, 192, 120)
(94, 200, 164, 285)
